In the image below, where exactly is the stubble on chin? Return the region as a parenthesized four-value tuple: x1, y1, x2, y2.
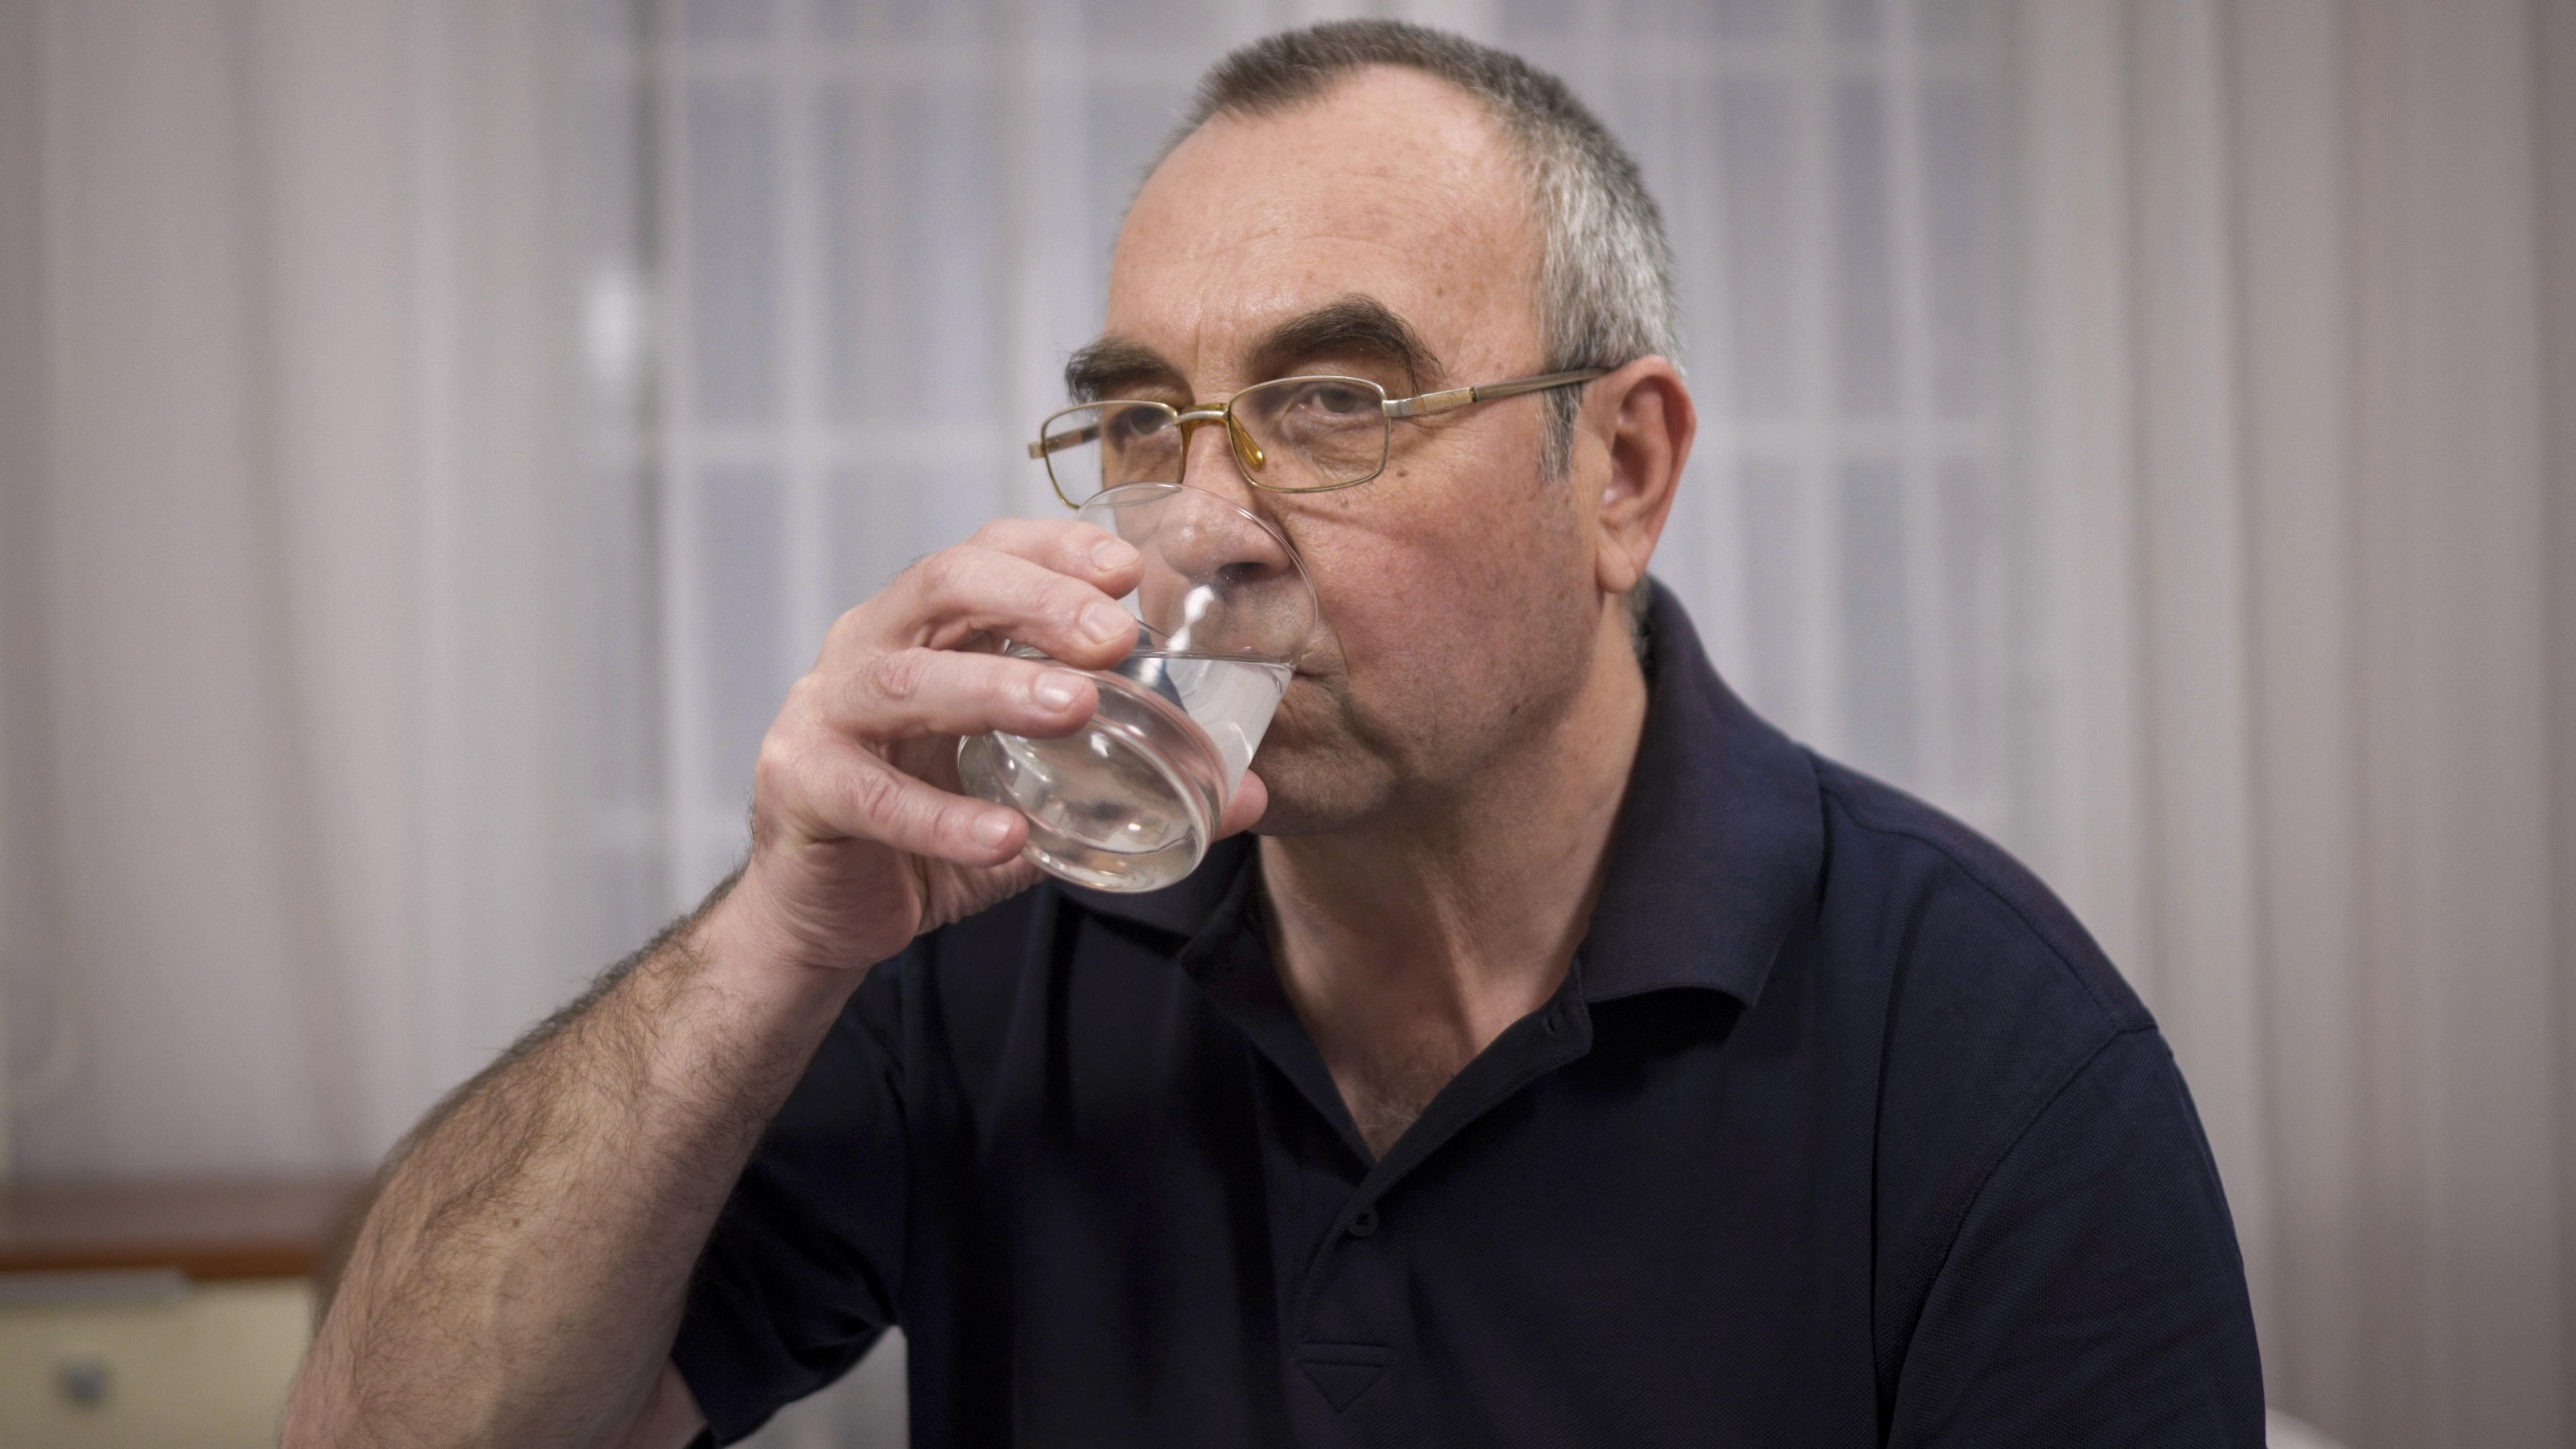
(1244, 676, 1395, 837)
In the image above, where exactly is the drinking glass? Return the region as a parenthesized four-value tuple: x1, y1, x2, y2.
(956, 483, 1316, 892)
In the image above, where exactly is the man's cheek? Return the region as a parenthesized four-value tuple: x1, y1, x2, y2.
(1267, 677, 1328, 741)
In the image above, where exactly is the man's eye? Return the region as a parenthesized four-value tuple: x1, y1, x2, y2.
(1296, 383, 1373, 417)
(1106, 407, 1171, 443)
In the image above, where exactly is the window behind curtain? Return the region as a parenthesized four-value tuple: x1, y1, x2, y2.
(577, 0, 2017, 930)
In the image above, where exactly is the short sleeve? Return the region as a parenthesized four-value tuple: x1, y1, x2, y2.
(671, 958, 914, 1445)
(1884, 1028, 2265, 1446)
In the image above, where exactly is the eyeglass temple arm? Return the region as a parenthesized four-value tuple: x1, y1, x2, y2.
(1028, 420, 1102, 460)
(1381, 368, 1609, 419)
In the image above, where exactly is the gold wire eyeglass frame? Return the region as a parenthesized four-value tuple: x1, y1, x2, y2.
(1026, 368, 1609, 508)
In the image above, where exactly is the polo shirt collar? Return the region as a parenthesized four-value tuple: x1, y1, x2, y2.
(1576, 580, 1823, 1008)
(1065, 579, 1823, 1012)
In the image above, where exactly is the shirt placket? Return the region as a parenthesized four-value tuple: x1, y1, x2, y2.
(1195, 922, 1599, 1438)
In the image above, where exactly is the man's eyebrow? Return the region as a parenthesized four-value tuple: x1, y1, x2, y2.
(1063, 338, 1182, 402)
(1250, 295, 1444, 392)
(1062, 295, 1445, 403)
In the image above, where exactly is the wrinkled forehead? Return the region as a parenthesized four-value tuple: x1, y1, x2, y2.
(1103, 67, 1545, 392)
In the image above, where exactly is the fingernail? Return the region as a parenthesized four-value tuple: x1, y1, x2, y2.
(973, 812, 1016, 850)
(1085, 602, 1132, 643)
(1092, 537, 1138, 570)
(1034, 672, 1084, 710)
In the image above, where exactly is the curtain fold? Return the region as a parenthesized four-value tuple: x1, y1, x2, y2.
(405, 0, 675, 1149)
(0, 0, 661, 1174)
(2544, 0, 2576, 1417)
(2011, 1, 2571, 1442)
(4, 0, 420, 1176)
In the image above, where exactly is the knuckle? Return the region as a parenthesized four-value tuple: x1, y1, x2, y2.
(1073, 527, 1126, 573)
(1044, 575, 1106, 627)
(969, 517, 1028, 549)
(998, 564, 1063, 621)
(868, 647, 938, 705)
(913, 545, 977, 600)
(781, 671, 826, 718)
(987, 655, 1037, 706)
(941, 805, 987, 851)
(845, 762, 906, 828)
(782, 675, 843, 739)
(751, 731, 804, 801)
(823, 602, 871, 649)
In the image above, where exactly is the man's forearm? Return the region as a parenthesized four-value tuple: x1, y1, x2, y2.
(284, 883, 861, 1447)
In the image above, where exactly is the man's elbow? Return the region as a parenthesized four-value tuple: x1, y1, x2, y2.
(610, 1362, 711, 1449)
(277, 1348, 704, 1449)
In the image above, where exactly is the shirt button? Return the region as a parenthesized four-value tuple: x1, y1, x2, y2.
(1347, 1208, 1379, 1238)
(1542, 1006, 1565, 1035)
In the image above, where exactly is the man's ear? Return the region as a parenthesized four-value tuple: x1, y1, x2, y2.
(1585, 357, 1695, 596)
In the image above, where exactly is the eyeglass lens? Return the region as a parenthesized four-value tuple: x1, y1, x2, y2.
(1040, 377, 1392, 499)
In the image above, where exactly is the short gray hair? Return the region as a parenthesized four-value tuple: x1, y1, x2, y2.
(1166, 20, 1681, 478)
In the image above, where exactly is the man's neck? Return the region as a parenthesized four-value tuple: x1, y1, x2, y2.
(1256, 604, 1650, 1156)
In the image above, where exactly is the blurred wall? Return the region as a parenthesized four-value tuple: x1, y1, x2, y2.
(2542, 0, 2576, 1415)
(0, 0, 40, 1172)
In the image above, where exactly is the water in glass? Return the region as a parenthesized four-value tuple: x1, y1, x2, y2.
(957, 647, 1290, 892)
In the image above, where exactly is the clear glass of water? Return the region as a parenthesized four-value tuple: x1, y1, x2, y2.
(956, 483, 1316, 892)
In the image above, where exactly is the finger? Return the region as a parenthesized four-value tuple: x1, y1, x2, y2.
(892, 544, 1142, 667)
(1216, 768, 1268, 839)
(773, 735, 1027, 867)
(967, 515, 1143, 588)
(820, 521, 1142, 667)
(816, 647, 1099, 743)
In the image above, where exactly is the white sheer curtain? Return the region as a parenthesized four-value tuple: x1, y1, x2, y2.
(594, 0, 2027, 918)
(3, 2, 2569, 1446)
(2096, 10, 2576, 1444)
(2014, 5, 2573, 1444)
(2, 0, 427, 1175)
(0, 0, 669, 1173)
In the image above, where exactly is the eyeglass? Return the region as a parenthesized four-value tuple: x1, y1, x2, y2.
(1027, 368, 1609, 508)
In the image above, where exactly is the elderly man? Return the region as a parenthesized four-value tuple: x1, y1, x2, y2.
(288, 20, 2261, 1448)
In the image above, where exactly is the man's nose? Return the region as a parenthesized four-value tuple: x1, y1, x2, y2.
(1122, 421, 1300, 649)
(1175, 413, 1258, 505)
(1161, 417, 1283, 559)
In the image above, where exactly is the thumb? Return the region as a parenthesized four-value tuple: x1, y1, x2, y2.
(1216, 769, 1268, 839)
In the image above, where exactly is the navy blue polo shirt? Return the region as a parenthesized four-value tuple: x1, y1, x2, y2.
(672, 584, 2263, 1446)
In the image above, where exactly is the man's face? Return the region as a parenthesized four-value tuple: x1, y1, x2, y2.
(1099, 66, 1613, 835)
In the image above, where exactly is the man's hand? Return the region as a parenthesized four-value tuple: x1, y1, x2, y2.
(282, 514, 1269, 1449)
(716, 515, 1269, 977)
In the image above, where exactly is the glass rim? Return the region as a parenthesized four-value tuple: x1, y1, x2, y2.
(1071, 480, 1320, 657)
